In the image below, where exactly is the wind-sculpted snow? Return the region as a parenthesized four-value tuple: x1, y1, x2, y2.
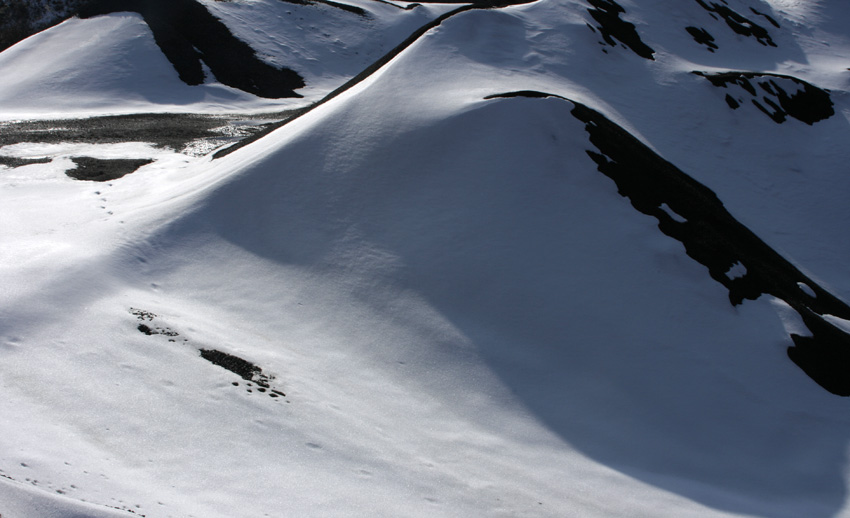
(487, 90, 850, 396)
(694, 71, 835, 124)
(79, 0, 305, 98)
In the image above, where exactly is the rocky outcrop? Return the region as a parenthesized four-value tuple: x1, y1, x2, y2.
(0, 0, 90, 52)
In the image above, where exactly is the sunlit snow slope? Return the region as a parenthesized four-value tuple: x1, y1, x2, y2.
(2, 0, 850, 517)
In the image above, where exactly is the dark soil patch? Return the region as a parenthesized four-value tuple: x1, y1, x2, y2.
(486, 90, 850, 396)
(694, 71, 834, 125)
(79, 0, 304, 98)
(199, 349, 282, 393)
(138, 324, 156, 335)
(694, 0, 777, 47)
(0, 156, 52, 168)
(686, 26, 718, 52)
(199, 349, 261, 381)
(586, 0, 655, 60)
(66, 157, 153, 181)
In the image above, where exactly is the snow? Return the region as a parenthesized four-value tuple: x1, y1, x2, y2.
(2, 0, 850, 517)
(725, 262, 748, 281)
(660, 203, 688, 223)
(799, 281, 818, 298)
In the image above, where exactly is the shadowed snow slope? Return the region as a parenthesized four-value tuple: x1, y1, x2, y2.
(1, 0, 850, 517)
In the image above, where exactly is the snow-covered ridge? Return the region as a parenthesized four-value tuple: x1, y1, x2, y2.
(2, 0, 850, 517)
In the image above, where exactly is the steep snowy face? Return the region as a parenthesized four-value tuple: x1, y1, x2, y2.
(2, 1, 850, 518)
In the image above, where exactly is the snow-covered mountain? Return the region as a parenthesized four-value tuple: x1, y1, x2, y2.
(2, 0, 850, 517)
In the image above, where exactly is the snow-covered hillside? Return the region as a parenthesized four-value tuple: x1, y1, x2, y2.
(2, 0, 850, 517)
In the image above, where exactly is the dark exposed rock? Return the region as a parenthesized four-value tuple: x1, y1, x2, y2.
(66, 157, 153, 182)
(485, 90, 850, 396)
(138, 324, 156, 335)
(199, 349, 282, 394)
(694, 71, 834, 125)
(0, 156, 52, 168)
(280, 0, 367, 16)
(585, 0, 655, 60)
(132, 308, 179, 336)
(130, 308, 286, 398)
(750, 7, 780, 28)
(686, 26, 718, 52)
(694, 0, 777, 47)
(0, 0, 92, 52)
(79, 0, 305, 98)
(199, 349, 261, 381)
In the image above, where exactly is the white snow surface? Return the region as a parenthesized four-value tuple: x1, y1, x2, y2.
(2, 0, 850, 517)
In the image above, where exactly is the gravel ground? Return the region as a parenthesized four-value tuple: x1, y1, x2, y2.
(0, 111, 295, 154)
(0, 110, 296, 180)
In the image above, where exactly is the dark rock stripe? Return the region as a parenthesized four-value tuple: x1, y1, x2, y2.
(79, 0, 305, 98)
(485, 90, 850, 396)
(280, 0, 368, 16)
(586, 0, 655, 60)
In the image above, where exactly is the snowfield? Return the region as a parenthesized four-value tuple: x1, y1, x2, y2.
(2, 0, 850, 517)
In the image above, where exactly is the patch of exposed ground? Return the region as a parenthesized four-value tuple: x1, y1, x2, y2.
(0, 112, 292, 152)
(486, 90, 850, 397)
(130, 308, 287, 399)
(0, 110, 296, 180)
(65, 157, 153, 181)
(694, 71, 834, 124)
(0, 156, 52, 168)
